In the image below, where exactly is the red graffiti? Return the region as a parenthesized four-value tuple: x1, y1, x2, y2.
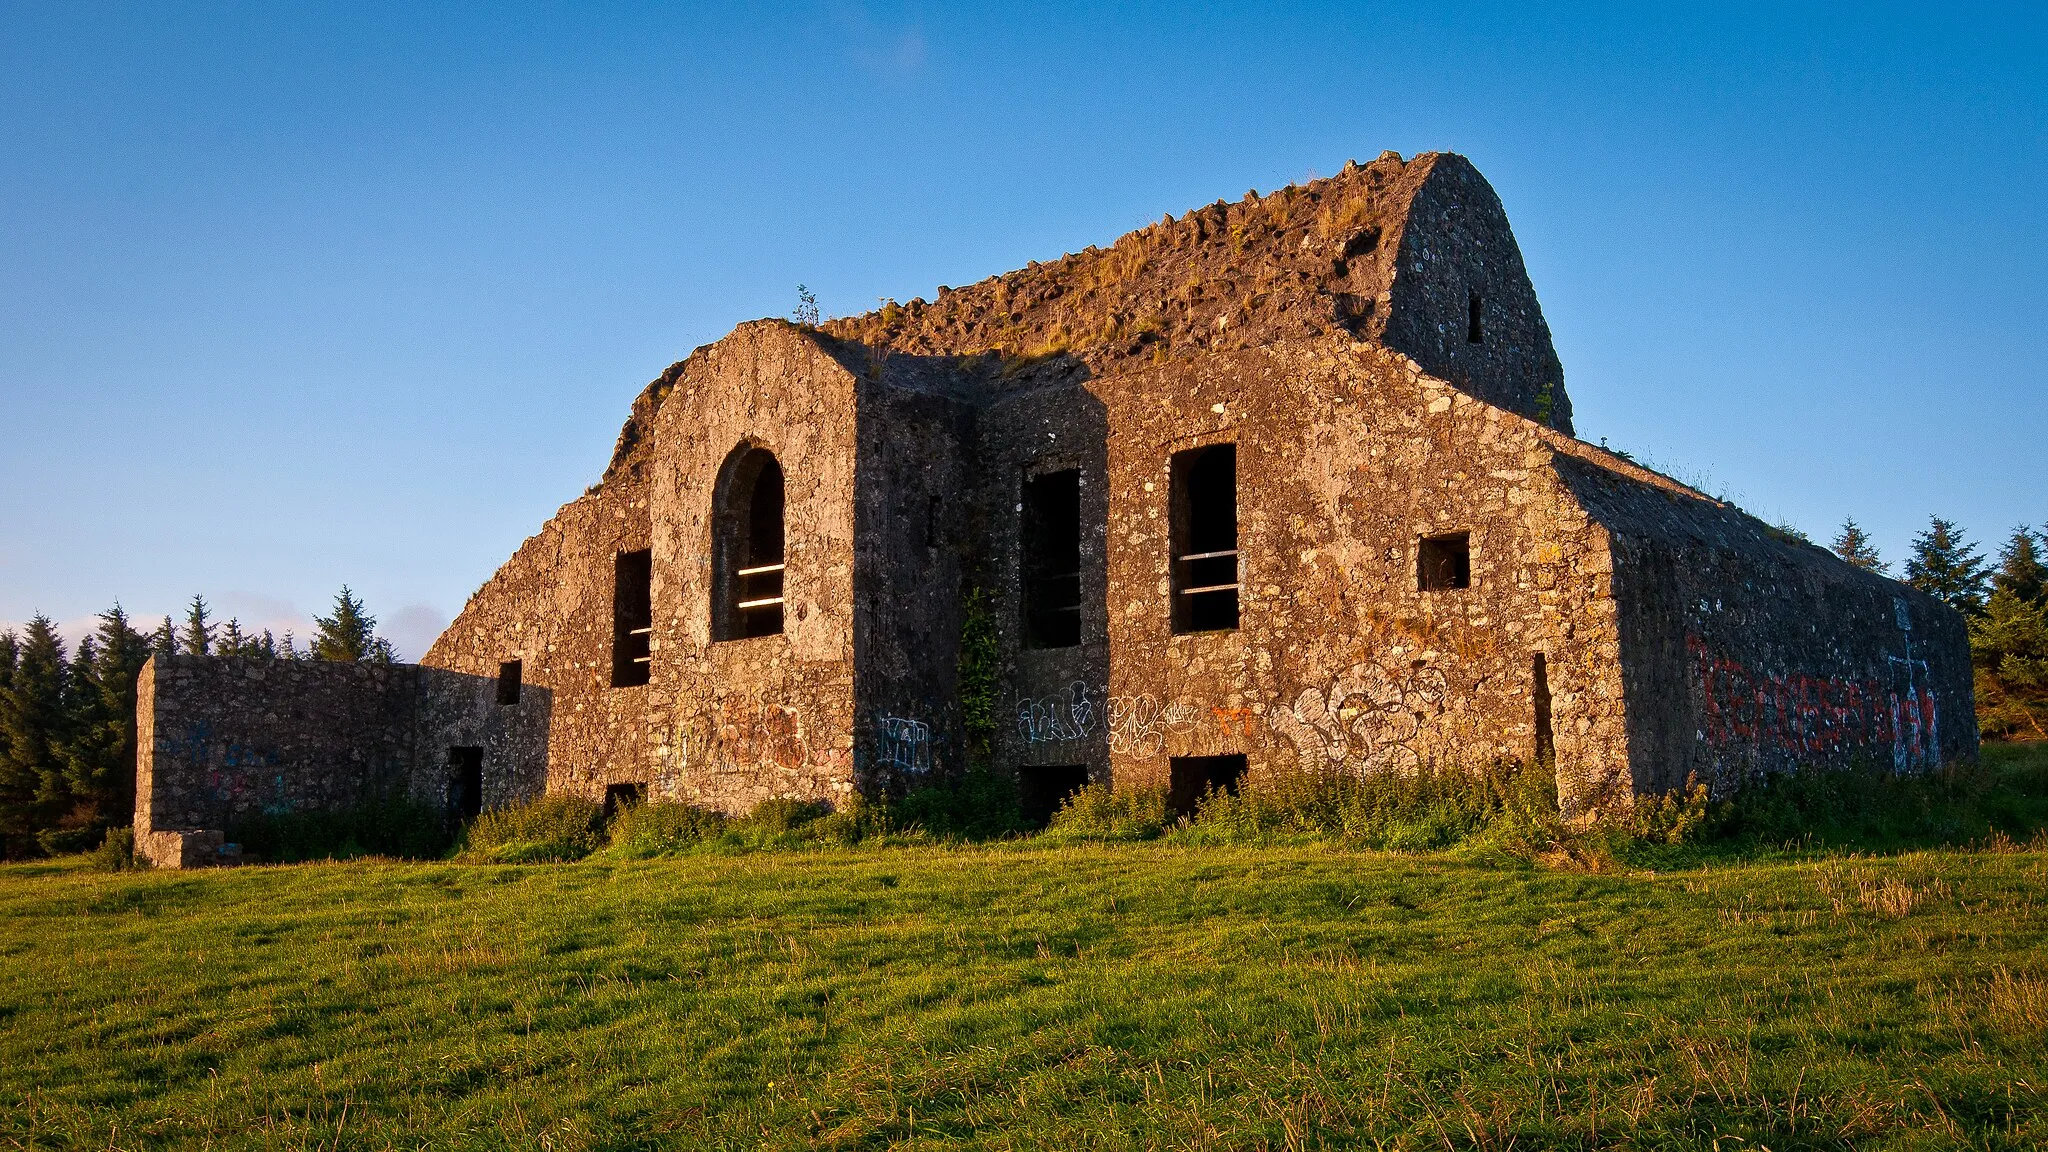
(714, 698, 810, 770)
(1689, 636, 1936, 768)
(1212, 706, 1258, 738)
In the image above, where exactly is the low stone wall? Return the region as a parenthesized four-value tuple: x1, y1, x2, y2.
(134, 656, 536, 868)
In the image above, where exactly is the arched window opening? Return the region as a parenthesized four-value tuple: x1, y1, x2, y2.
(714, 447, 786, 640)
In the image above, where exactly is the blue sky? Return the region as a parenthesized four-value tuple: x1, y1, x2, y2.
(3, 2, 2044, 659)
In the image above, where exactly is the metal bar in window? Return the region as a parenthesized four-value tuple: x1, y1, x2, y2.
(736, 562, 786, 576)
(1178, 583, 1241, 596)
(1177, 549, 1239, 562)
(737, 597, 785, 610)
(629, 627, 653, 635)
(632, 655, 651, 664)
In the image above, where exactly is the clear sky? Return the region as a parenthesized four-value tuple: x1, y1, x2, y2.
(3, 2, 2044, 659)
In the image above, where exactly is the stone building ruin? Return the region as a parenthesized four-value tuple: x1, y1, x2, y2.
(133, 151, 1975, 865)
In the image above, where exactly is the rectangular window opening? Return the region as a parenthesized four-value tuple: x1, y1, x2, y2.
(1167, 754, 1246, 820)
(1022, 469, 1082, 649)
(496, 659, 522, 706)
(1467, 291, 1484, 344)
(1170, 444, 1239, 634)
(612, 549, 653, 686)
(1418, 532, 1471, 591)
(447, 747, 483, 822)
(1018, 763, 1090, 829)
(603, 782, 644, 821)
(1532, 652, 1554, 769)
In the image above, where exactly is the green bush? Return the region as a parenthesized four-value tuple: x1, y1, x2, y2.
(1043, 783, 1169, 842)
(230, 798, 449, 863)
(604, 801, 727, 859)
(894, 767, 1027, 840)
(35, 827, 104, 857)
(458, 795, 602, 864)
(87, 827, 138, 872)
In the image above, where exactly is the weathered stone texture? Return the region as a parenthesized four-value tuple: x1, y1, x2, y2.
(141, 149, 1976, 837)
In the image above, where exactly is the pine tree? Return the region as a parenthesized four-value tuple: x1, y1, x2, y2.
(1830, 517, 1889, 574)
(1993, 528, 2046, 605)
(0, 617, 69, 855)
(58, 607, 151, 829)
(1971, 586, 2048, 740)
(182, 595, 214, 656)
(153, 617, 177, 661)
(1906, 517, 1990, 616)
(312, 587, 392, 663)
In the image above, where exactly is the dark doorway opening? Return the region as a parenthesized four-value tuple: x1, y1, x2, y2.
(1532, 652, 1554, 769)
(612, 549, 653, 686)
(1417, 532, 1471, 591)
(603, 782, 644, 821)
(1019, 763, 1090, 828)
(1170, 444, 1239, 633)
(448, 747, 483, 822)
(1022, 469, 1082, 649)
(714, 447, 787, 640)
(496, 659, 522, 705)
(1167, 754, 1246, 820)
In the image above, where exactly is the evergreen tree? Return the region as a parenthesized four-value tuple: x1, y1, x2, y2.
(59, 607, 151, 828)
(152, 617, 177, 661)
(1992, 527, 2046, 605)
(1830, 517, 1889, 574)
(1906, 517, 1990, 616)
(0, 630, 15, 803)
(312, 587, 393, 663)
(0, 617, 68, 855)
(182, 595, 214, 656)
(1971, 586, 2048, 740)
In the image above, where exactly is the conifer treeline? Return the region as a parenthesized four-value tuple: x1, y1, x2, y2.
(1834, 515, 2048, 740)
(0, 588, 394, 857)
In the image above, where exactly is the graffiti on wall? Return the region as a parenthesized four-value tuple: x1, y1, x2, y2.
(877, 715, 933, 774)
(676, 696, 813, 773)
(1689, 636, 1938, 769)
(1016, 682, 1102, 744)
(1269, 662, 1450, 776)
(1107, 695, 1203, 756)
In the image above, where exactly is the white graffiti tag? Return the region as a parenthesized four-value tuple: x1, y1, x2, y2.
(877, 715, 933, 774)
(1106, 695, 1201, 757)
(1016, 682, 1102, 744)
(1268, 663, 1450, 776)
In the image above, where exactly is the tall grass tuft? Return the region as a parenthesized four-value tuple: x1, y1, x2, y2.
(1043, 784, 1169, 842)
(458, 795, 602, 864)
(603, 801, 727, 859)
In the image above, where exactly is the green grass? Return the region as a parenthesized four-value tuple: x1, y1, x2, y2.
(3, 840, 2046, 1149)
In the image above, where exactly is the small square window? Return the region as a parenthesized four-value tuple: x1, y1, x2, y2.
(1418, 533, 1471, 591)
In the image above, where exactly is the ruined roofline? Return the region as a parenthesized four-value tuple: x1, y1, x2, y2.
(818, 150, 1438, 374)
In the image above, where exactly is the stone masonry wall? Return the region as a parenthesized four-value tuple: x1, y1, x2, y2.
(1559, 458, 1978, 794)
(643, 322, 862, 812)
(422, 480, 652, 802)
(981, 334, 1632, 817)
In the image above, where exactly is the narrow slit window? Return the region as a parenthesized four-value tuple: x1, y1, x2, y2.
(611, 549, 653, 686)
(496, 659, 522, 706)
(1467, 291, 1484, 344)
(714, 447, 786, 641)
(1532, 652, 1554, 768)
(1167, 754, 1246, 820)
(1170, 444, 1239, 633)
(447, 747, 483, 822)
(1022, 469, 1082, 649)
(1417, 532, 1471, 591)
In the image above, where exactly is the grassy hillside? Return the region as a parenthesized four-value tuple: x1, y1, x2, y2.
(2, 840, 2044, 1149)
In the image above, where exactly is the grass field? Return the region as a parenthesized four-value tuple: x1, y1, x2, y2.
(3, 836, 2046, 1150)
